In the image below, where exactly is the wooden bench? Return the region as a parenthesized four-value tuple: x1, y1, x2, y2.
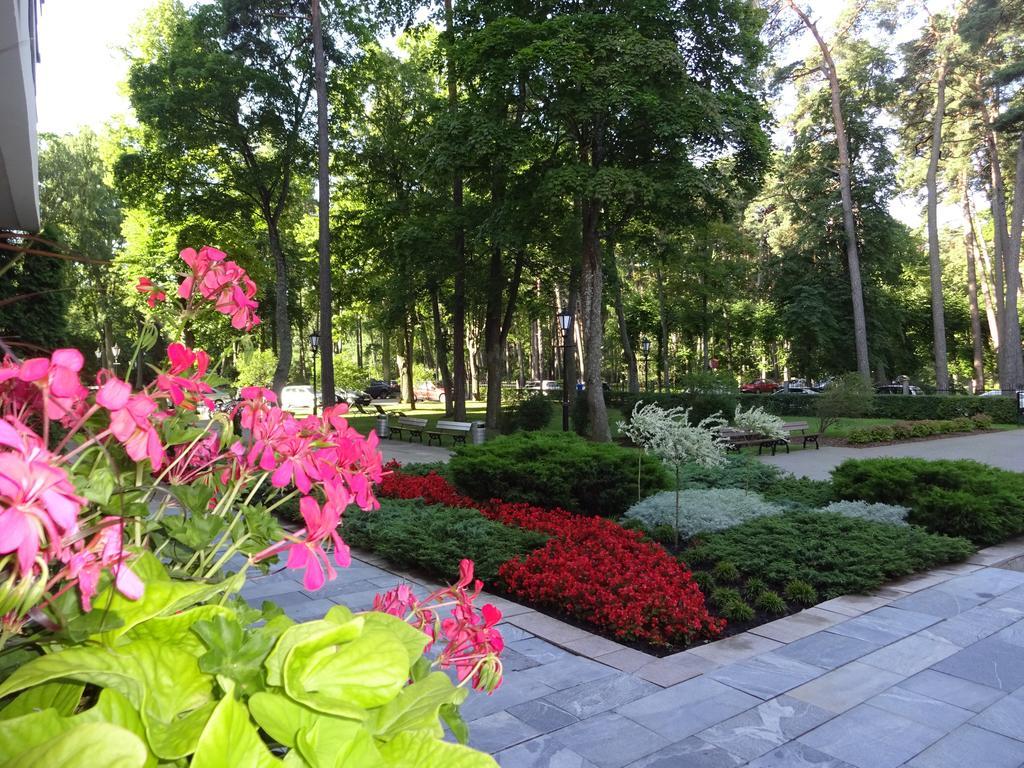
(390, 416, 428, 442)
(427, 420, 474, 446)
(721, 428, 783, 455)
(782, 421, 820, 450)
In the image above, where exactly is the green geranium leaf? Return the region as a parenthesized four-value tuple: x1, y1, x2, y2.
(0, 681, 83, 720)
(296, 719, 386, 768)
(377, 731, 499, 768)
(249, 692, 322, 749)
(191, 683, 280, 768)
(127, 604, 235, 654)
(80, 466, 116, 505)
(283, 622, 410, 715)
(0, 723, 148, 768)
(162, 514, 226, 551)
(192, 614, 277, 695)
(440, 704, 469, 746)
(367, 672, 466, 740)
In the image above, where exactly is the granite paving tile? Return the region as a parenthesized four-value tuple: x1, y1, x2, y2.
(919, 605, 1019, 647)
(634, 652, 719, 687)
(937, 568, 1024, 601)
(774, 631, 880, 671)
(496, 734, 598, 768)
(254, 589, 310, 608)
(798, 703, 944, 768)
(517, 655, 619, 691)
(707, 652, 826, 700)
(328, 588, 382, 612)
(467, 711, 541, 753)
(696, 695, 833, 761)
(623, 736, 744, 767)
(507, 637, 572, 664)
(506, 699, 579, 733)
(745, 742, 855, 767)
(827, 607, 940, 646)
(748, 608, 848, 644)
(969, 689, 1024, 741)
(599, 648, 656, 674)
(897, 669, 1007, 713)
(497, 623, 535, 643)
(906, 724, 1024, 768)
(460, 676, 557, 721)
(240, 578, 308, 601)
(552, 712, 671, 768)
(616, 676, 760, 741)
(866, 686, 974, 732)
(815, 594, 892, 618)
(885, 571, 958, 594)
(931, 636, 1024, 692)
(561, 634, 628, 658)
(887, 587, 986, 618)
(500, 647, 543, 672)
(857, 633, 959, 675)
(989, 617, 1024, 648)
(787, 662, 904, 713)
(687, 633, 783, 665)
(544, 674, 659, 719)
(282, 597, 335, 622)
(507, 612, 592, 643)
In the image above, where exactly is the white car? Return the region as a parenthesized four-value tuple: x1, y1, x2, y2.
(280, 385, 319, 413)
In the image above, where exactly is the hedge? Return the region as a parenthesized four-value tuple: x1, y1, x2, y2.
(618, 391, 739, 426)
(742, 392, 1018, 423)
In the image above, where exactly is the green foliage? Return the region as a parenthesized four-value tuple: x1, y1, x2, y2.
(783, 579, 819, 607)
(691, 571, 716, 594)
(815, 374, 875, 433)
(760, 476, 835, 508)
(676, 455, 785, 492)
(516, 396, 553, 432)
(832, 458, 1024, 545)
(571, 395, 590, 437)
(846, 417, 987, 444)
(396, 462, 451, 479)
(741, 394, 1018, 424)
(742, 578, 769, 600)
(753, 591, 788, 617)
(650, 524, 677, 546)
(342, 499, 547, 585)
(709, 588, 754, 622)
(448, 433, 670, 517)
(711, 560, 741, 583)
(822, 500, 909, 526)
(625, 488, 783, 538)
(234, 349, 277, 390)
(620, 392, 738, 428)
(332, 358, 373, 391)
(690, 511, 974, 599)
(0, 558, 494, 767)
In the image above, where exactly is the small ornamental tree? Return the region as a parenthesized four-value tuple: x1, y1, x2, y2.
(733, 404, 787, 440)
(620, 402, 728, 545)
(816, 372, 875, 433)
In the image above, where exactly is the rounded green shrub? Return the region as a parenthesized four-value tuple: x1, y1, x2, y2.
(972, 412, 994, 429)
(783, 579, 819, 606)
(712, 560, 741, 583)
(651, 523, 677, 545)
(517, 395, 553, 431)
(720, 597, 755, 623)
(691, 571, 716, 594)
(448, 432, 670, 517)
(709, 586, 743, 609)
(753, 590, 788, 616)
(743, 577, 769, 600)
(891, 422, 914, 440)
(952, 416, 975, 432)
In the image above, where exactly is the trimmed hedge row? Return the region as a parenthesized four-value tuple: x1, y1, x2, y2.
(618, 392, 739, 426)
(846, 414, 992, 444)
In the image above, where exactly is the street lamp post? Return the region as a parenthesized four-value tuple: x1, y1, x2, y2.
(309, 331, 320, 415)
(641, 337, 651, 392)
(557, 309, 573, 432)
(111, 344, 121, 375)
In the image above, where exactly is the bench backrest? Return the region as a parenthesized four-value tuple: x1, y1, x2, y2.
(396, 416, 428, 428)
(783, 421, 809, 431)
(435, 420, 473, 432)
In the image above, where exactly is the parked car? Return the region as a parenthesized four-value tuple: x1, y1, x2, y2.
(774, 386, 819, 395)
(524, 380, 561, 393)
(336, 388, 372, 408)
(365, 379, 399, 399)
(979, 390, 1010, 397)
(740, 379, 779, 394)
(875, 383, 924, 396)
(280, 385, 319, 413)
(413, 381, 446, 403)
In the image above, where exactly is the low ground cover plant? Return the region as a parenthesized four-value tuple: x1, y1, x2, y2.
(832, 458, 1024, 545)
(846, 414, 993, 444)
(823, 500, 909, 526)
(687, 511, 974, 598)
(448, 432, 669, 517)
(677, 455, 787, 492)
(625, 488, 783, 537)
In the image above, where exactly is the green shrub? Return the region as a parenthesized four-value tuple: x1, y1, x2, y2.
(709, 586, 743, 608)
(693, 511, 974, 598)
(891, 422, 914, 440)
(517, 395, 553, 431)
(761, 476, 835, 508)
(448, 432, 670, 517)
(692, 571, 716, 594)
(783, 579, 819, 606)
(952, 416, 975, 432)
(618, 517, 649, 534)
(972, 412, 994, 428)
(233, 348, 277, 389)
(619, 391, 738, 430)
(650, 523, 677, 545)
(712, 560, 741, 583)
(823, 500, 909, 526)
(847, 428, 873, 444)
(396, 461, 451, 478)
(816, 373, 875, 433)
(342, 498, 548, 583)
(711, 589, 755, 623)
(571, 394, 590, 437)
(911, 421, 933, 438)
(753, 590, 788, 616)
(625, 488, 783, 537)
(743, 577, 770, 600)
(832, 458, 1024, 545)
(742, 392, 1018, 424)
(868, 425, 895, 442)
(676, 455, 785, 492)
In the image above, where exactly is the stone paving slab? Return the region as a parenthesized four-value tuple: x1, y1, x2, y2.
(696, 695, 833, 761)
(747, 608, 847, 643)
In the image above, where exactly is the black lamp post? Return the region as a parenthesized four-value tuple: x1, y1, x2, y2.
(557, 308, 573, 432)
(309, 330, 320, 415)
(641, 336, 651, 392)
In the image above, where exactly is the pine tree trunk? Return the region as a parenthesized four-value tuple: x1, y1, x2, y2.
(430, 287, 454, 415)
(967, 196, 1002, 348)
(965, 187, 986, 393)
(311, 0, 334, 407)
(608, 237, 639, 393)
(926, 59, 950, 392)
(268, 219, 291, 394)
(381, 329, 391, 381)
(1002, 134, 1024, 390)
(403, 319, 415, 410)
(581, 198, 611, 441)
(657, 264, 669, 392)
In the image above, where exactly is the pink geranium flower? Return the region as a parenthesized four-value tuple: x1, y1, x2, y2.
(64, 518, 144, 611)
(2, 350, 88, 422)
(0, 418, 84, 576)
(284, 495, 350, 590)
(154, 343, 212, 407)
(136, 277, 166, 308)
(96, 378, 166, 469)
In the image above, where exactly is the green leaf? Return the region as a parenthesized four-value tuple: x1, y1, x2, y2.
(80, 466, 116, 505)
(295, 719, 386, 768)
(377, 730, 498, 768)
(283, 621, 410, 716)
(367, 672, 466, 740)
(74, 689, 154, 768)
(0, 722, 148, 768)
(249, 692, 323, 749)
(191, 683, 280, 768)
(126, 604, 235, 655)
(192, 614, 277, 695)
(357, 612, 431, 667)
(440, 704, 469, 746)
(0, 682, 83, 719)
(264, 618, 362, 690)
(0, 708, 76, 761)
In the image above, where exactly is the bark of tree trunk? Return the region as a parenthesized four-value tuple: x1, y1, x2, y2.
(484, 245, 504, 430)
(1002, 133, 1024, 390)
(430, 287, 454, 415)
(467, 332, 479, 401)
(268, 219, 291, 393)
(311, 0, 334, 407)
(608, 237, 639, 393)
(964, 183, 985, 394)
(580, 198, 610, 441)
(967, 195, 1001, 348)
(788, 0, 870, 379)
(402, 318, 415, 410)
(926, 58, 950, 392)
(381, 329, 391, 381)
(656, 264, 669, 392)
(530, 316, 541, 380)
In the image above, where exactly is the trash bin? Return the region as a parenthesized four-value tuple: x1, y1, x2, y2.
(470, 421, 487, 444)
(376, 414, 390, 439)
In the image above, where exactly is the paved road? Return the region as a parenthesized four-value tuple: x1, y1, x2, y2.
(760, 428, 1024, 480)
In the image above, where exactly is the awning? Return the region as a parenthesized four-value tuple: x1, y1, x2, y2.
(0, 0, 40, 232)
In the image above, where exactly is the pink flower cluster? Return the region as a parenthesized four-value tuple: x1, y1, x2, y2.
(0, 348, 88, 425)
(374, 559, 504, 694)
(177, 246, 260, 331)
(136, 277, 166, 308)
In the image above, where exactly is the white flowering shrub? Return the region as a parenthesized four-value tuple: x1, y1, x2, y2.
(733, 404, 787, 440)
(823, 500, 909, 526)
(626, 488, 784, 537)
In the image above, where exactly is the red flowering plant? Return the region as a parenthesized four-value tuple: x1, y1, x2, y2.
(0, 249, 502, 768)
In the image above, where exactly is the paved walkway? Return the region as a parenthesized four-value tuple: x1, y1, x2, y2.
(760, 428, 1024, 480)
(242, 537, 1024, 767)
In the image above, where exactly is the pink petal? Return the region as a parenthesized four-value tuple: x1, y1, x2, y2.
(0, 419, 21, 449)
(96, 379, 131, 411)
(51, 349, 84, 372)
(40, 488, 80, 532)
(18, 358, 49, 382)
(114, 565, 144, 601)
(177, 276, 195, 299)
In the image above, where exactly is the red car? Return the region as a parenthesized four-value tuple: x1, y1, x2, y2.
(741, 379, 779, 394)
(413, 381, 447, 403)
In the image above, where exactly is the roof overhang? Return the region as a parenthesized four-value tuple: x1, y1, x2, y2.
(0, 0, 40, 232)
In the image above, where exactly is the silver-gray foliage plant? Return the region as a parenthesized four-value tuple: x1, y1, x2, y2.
(822, 500, 909, 526)
(625, 488, 784, 537)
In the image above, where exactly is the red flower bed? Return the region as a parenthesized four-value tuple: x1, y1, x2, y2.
(378, 467, 723, 646)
